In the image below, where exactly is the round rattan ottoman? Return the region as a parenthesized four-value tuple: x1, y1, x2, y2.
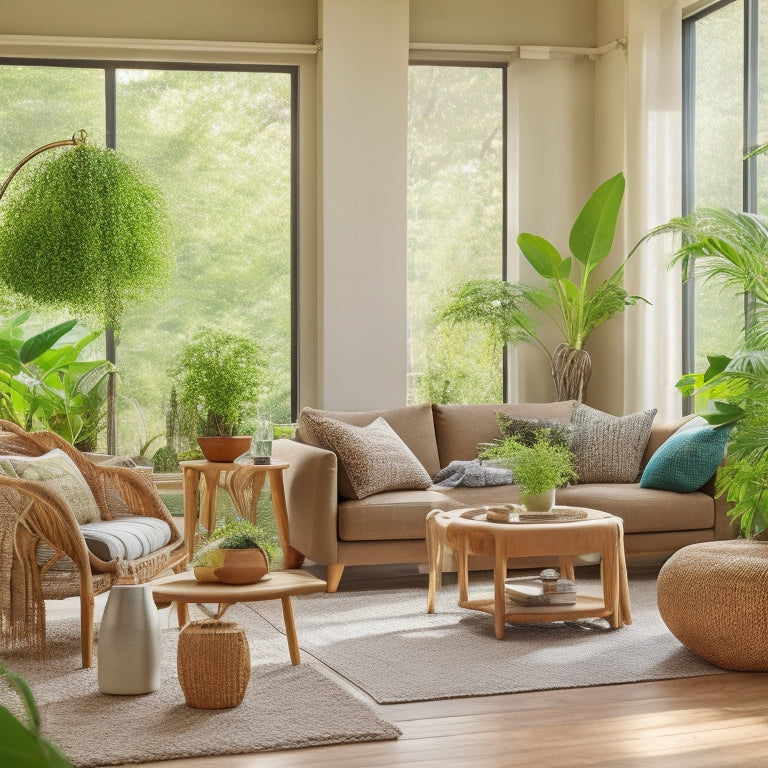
(657, 539, 768, 671)
(177, 619, 251, 708)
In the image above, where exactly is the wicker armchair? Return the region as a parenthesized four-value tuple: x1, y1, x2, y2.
(0, 419, 187, 667)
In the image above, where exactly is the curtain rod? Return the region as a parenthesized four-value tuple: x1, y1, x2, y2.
(410, 37, 627, 61)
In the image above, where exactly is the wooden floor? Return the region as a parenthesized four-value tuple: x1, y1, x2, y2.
(99, 563, 768, 768)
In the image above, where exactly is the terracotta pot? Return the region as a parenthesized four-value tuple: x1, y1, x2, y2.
(196, 436, 252, 463)
(214, 547, 269, 585)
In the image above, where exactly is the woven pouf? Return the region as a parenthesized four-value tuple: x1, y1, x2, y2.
(657, 540, 768, 671)
(177, 619, 251, 708)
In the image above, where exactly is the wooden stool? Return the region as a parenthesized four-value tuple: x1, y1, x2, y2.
(177, 619, 250, 708)
(657, 539, 768, 671)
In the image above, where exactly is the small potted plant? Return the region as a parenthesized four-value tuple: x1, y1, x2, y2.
(168, 328, 268, 462)
(479, 429, 577, 511)
(191, 518, 280, 584)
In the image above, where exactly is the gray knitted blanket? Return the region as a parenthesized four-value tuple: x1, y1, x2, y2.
(432, 459, 513, 488)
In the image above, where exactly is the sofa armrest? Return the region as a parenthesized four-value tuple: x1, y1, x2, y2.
(271, 438, 340, 565)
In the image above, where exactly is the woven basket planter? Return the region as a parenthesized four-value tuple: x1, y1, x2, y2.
(657, 539, 768, 671)
(177, 619, 251, 708)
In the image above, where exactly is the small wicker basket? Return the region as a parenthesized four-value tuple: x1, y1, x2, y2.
(177, 619, 251, 708)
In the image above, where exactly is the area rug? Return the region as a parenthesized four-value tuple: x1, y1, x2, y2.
(0, 604, 400, 767)
(250, 575, 727, 704)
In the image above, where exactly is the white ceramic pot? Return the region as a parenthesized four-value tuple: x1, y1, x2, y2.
(98, 584, 160, 695)
(520, 488, 556, 513)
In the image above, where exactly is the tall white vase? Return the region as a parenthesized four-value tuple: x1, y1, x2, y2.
(98, 584, 161, 695)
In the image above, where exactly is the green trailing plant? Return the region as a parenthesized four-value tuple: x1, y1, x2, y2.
(0, 311, 113, 450)
(0, 662, 72, 768)
(479, 429, 577, 497)
(169, 328, 268, 439)
(441, 173, 647, 400)
(0, 132, 172, 330)
(646, 206, 768, 538)
(191, 517, 280, 567)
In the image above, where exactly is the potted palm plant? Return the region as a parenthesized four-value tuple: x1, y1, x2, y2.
(646, 206, 768, 538)
(479, 428, 577, 511)
(169, 328, 268, 462)
(441, 172, 646, 401)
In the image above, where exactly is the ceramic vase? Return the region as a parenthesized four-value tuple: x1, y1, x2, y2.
(98, 584, 160, 695)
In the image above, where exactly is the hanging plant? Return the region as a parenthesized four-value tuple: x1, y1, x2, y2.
(0, 132, 172, 329)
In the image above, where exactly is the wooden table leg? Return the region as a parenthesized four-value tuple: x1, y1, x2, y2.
(199, 467, 221, 534)
(601, 529, 621, 629)
(426, 510, 442, 614)
(280, 596, 301, 665)
(493, 542, 507, 640)
(183, 466, 199, 561)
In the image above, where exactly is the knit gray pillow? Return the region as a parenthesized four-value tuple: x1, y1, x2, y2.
(303, 415, 432, 499)
(571, 404, 657, 484)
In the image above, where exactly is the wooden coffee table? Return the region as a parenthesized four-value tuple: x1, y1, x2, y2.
(150, 569, 327, 665)
(426, 506, 631, 639)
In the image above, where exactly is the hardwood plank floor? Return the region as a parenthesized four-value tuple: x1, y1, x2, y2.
(93, 563, 768, 768)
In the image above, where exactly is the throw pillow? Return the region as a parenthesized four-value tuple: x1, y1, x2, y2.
(302, 415, 432, 499)
(571, 404, 657, 484)
(0, 448, 101, 525)
(495, 413, 573, 449)
(640, 424, 731, 492)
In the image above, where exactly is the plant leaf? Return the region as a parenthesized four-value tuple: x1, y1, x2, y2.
(569, 172, 625, 272)
(516, 234, 562, 279)
(18, 320, 78, 364)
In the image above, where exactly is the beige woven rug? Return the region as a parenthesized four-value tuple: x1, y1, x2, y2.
(250, 575, 727, 704)
(0, 603, 400, 767)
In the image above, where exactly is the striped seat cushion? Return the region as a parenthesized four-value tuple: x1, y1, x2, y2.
(79, 517, 172, 562)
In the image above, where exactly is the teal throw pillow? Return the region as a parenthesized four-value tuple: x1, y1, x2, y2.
(640, 425, 731, 493)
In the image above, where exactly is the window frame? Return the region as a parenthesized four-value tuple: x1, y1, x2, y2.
(0, 57, 300, 447)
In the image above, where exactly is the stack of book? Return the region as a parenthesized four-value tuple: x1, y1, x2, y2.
(504, 575, 577, 606)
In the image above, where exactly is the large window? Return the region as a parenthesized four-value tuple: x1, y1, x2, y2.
(683, 0, 768, 370)
(407, 64, 505, 404)
(0, 61, 296, 456)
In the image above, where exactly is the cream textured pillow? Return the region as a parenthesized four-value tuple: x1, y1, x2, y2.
(0, 448, 102, 524)
(571, 405, 657, 484)
(304, 415, 432, 499)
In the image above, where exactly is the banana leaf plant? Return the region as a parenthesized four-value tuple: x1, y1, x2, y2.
(441, 172, 646, 401)
(0, 311, 113, 451)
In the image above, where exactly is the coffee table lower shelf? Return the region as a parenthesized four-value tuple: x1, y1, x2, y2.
(461, 593, 611, 624)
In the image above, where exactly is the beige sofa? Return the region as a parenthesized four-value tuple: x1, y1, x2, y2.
(272, 401, 733, 591)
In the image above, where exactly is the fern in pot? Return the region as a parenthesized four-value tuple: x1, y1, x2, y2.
(480, 429, 577, 511)
(191, 518, 279, 584)
(169, 328, 268, 462)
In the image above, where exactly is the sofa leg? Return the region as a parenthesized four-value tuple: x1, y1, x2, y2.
(326, 564, 344, 593)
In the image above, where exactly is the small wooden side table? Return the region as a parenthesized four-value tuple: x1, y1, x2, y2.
(151, 570, 327, 665)
(426, 506, 632, 639)
(180, 459, 303, 568)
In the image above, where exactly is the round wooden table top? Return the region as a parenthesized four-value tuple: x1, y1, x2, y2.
(433, 505, 615, 528)
(150, 569, 327, 604)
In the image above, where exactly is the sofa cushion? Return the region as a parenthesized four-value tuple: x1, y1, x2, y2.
(640, 424, 730, 492)
(433, 401, 577, 467)
(297, 403, 441, 495)
(299, 415, 432, 499)
(0, 448, 101, 525)
(79, 516, 172, 561)
(338, 488, 463, 541)
(556, 483, 715, 533)
(571, 405, 657, 484)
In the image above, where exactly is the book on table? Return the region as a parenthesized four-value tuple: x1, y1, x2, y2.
(504, 576, 578, 606)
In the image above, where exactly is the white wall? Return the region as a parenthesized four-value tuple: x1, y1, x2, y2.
(317, 0, 409, 409)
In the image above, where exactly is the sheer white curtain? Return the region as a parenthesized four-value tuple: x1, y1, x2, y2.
(623, 0, 684, 423)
